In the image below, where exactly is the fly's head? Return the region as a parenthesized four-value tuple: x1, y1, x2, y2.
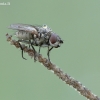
(49, 33, 63, 48)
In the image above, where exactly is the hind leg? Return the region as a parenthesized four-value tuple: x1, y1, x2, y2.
(18, 41, 27, 60)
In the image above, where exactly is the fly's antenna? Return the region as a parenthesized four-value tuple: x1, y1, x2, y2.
(6, 33, 100, 100)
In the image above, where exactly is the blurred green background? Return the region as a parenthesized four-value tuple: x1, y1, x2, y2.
(0, 0, 100, 100)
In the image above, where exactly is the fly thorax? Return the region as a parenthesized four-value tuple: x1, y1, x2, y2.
(42, 24, 52, 33)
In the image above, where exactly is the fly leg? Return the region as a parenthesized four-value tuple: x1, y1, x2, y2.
(38, 41, 44, 54)
(31, 35, 37, 60)
(47, 47, 53, 61)
(18, 40, 27, 60)
(29, 40, 36, 51)
(28, 40, 30, 48)
(39, 46, 41, 54)
(28, 40, 37, 62)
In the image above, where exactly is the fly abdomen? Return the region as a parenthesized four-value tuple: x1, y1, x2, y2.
(15, 31, 32, 40)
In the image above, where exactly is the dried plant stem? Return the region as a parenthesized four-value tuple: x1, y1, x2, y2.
(6, 33, 100, 100)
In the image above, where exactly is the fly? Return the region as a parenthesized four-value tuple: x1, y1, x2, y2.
(9, 23, 63, 61)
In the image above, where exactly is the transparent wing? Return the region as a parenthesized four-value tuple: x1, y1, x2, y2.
(9, 23, 38, 33)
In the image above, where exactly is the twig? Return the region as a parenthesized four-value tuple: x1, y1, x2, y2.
(6, 33, 100, 100)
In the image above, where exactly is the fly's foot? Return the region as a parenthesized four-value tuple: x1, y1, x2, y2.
(33, 51, 37, 62)
(48, 59, 51, 63)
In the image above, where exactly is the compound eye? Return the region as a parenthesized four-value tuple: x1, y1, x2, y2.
(50, 34, 57, 44)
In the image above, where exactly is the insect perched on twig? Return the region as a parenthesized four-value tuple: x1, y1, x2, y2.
(9, 23, 63, 61)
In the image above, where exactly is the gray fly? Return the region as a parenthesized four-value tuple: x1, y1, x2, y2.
(9, 23, 63, 61)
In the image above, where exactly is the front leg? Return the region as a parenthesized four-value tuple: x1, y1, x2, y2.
(47, 46, 53, 61)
